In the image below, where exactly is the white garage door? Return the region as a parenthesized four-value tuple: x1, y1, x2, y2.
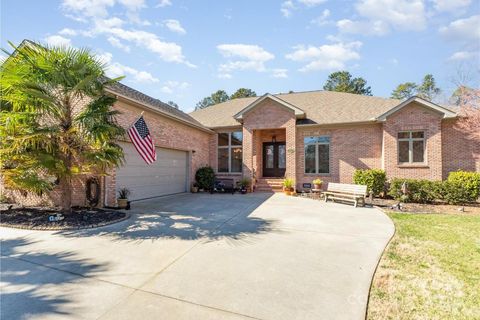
(116, 142, 188, 201)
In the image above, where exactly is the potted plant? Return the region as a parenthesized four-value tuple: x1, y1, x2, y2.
(191, 182, 199, 193)
(283, 178, 295, 195)
(312, 178, 323, 190)
(117, 188, 130, 209)
(239, 178, 251, 194)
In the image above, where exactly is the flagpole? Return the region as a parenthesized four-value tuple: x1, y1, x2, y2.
(127, 111, 145, 130)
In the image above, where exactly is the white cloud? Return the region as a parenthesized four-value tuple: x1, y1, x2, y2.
(298, 0, 327, 7)
(356, 0, 426, 31)
(58, 28, 78, 36)
(337, 19, 389, 36)
(432, 0, 471, 12)
(62, 0, 115, 18)
(107, 36, 131, 52)
(96, 17, 125, 28)
(218, 73, 232, 79)
(448, 51, 477, 61)
(286, 41, 362, 72)
(338, 0, 426, 36)
(311, 9, 331, 26)
(44, 35, 72, 46)
(217, 44, 275, 62)
(272, 69, 288, 78)
(99, 52, 159, 83)
(156, 0, 172, 7)
(217, 44, 275, 77)
(118, 0, 146, 11)
(163, 19, 186, 34)
(92, 23, 195, 67)
(439, 15, 480, 42)
(60, 0, 194, 67)
(281, 0, 295, 18)
(160, 80, 189, 94)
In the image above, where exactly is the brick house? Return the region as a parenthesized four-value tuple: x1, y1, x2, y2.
(2, 82, 479, 207)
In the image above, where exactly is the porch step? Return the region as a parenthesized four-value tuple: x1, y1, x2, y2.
(255, 178, 284, 192)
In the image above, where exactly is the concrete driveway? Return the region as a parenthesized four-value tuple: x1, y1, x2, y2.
(1, 193, 394, 320)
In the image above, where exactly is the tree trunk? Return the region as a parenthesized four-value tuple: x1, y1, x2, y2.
(60, 176, 72, 213)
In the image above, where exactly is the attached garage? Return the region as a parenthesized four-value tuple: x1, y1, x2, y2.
(116, 142, 189, 201)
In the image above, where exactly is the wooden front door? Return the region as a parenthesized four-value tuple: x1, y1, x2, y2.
(263, 142, 286, 177)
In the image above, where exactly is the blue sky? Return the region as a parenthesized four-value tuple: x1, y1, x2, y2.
(2, 0, 479, 112)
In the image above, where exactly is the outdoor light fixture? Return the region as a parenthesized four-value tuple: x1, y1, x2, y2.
(272, 135, 276, 143)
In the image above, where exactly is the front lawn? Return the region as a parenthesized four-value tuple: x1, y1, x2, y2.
(368, 212, 480, 320)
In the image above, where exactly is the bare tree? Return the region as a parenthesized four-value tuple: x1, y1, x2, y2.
(450, 65, 480, 140)
(454, 86, 480, 140)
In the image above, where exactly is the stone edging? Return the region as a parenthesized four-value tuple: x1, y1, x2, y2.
(0, 212, 131, 231)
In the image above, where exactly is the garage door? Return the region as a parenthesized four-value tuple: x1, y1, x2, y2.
(116, 142, 188, 201)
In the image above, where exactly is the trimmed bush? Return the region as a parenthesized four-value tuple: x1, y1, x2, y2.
(195, 166, 215, 190)
(353, 169, 386, 196)
(447, 171, 480, 202)
(441, 181, 474, 205)
(388, 178, 442, 204)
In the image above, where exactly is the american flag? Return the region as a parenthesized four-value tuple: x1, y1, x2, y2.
(127, 115, 157, 164)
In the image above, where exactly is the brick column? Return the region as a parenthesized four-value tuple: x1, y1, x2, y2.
(242, 126, 254, 185)
(285, 119, 297, 189)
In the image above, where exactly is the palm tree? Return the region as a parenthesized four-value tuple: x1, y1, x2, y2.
(0, 41, 125, 211)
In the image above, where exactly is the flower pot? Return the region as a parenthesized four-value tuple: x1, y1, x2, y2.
(117, 198, 128, 209)
(191, 186, 199, 193)
(241, 188, 247, 194)
(284, 187, 294, 195)
(314, 183, 322, 190)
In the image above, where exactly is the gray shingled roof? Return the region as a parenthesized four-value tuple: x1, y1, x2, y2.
(107, 81, 207, 129)
(189, 90, 403, 128)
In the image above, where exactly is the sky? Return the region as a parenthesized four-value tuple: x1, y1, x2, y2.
(1, 0, 479, 112)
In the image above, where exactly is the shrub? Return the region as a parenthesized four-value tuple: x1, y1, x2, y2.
(388, 178, 442, 203)
(195, 166, 215, 190)
(447, 171, 480, 202)
(118, 188, 130, 199)
(353, 169, 386, 196)
(441, 181, 473, 205)
(283, 178, 294, 189)
(239, 177, 251, 188)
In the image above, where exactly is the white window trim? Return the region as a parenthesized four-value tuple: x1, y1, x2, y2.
(218, 132, 242, 173)
(304, 136, 330, 174)
(398, 131, 426, 164)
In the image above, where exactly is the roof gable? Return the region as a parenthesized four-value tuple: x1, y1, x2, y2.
(375, 96, 457, 121)
(233, 94, 305, 121)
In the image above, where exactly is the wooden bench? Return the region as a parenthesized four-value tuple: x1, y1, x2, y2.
(323, 183, 367, 207)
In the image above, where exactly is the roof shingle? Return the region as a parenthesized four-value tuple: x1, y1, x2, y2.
(189, 90, 402, 128)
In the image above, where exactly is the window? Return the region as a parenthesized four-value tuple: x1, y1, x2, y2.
(218, 132, 243, 173)
(304, 136, 330, 174)
(398, 131, 425, 164)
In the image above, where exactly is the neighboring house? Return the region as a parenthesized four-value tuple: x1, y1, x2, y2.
(2, 79, 479, 207)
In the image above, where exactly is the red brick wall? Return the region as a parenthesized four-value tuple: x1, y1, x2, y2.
(296, 124, 383, 190)
(383, 102, 443, 180)
(241, 99, 297, 186)
(442, 119, 480, 178)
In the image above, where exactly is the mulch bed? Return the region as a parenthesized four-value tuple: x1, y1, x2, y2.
(0, 204, 128, 230)
(372, 198, 480, 215)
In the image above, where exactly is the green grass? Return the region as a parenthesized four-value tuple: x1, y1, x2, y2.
(368, 212, 480, 320)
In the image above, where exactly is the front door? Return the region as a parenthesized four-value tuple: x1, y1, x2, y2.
(263, 142, 286, 177)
